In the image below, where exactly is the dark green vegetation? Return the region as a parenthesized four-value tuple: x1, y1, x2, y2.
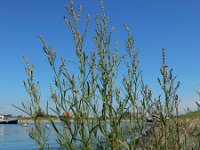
(14, 0, 200, 150)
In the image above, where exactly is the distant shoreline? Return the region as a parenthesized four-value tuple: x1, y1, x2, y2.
(17, 116, 157, 124)
(18, 117, 61, 124)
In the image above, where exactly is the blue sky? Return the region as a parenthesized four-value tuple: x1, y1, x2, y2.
(0, 0, 200, 115)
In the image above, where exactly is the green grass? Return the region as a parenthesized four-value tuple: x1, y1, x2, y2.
(180, 110, 200, 120)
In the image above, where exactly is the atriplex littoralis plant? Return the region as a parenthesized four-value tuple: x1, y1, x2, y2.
(13, 56, 50, 149)
(15, 0, 183, 149)
(145, 49, 181, 150)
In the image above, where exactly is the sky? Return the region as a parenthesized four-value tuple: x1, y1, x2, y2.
(0, 0, 200, 115)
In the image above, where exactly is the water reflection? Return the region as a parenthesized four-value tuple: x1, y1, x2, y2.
(0, 125, 5, 136)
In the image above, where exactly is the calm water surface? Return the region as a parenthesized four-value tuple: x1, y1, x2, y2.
(0, 122, 156, 149)
(0, 124, 57, 150)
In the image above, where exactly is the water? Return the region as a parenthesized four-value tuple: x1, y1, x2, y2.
(0, 124, 58, 150)
(0, 124, 37, 149)
(0, 122, 158, 149)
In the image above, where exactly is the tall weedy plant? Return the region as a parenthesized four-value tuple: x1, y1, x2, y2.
(14, 56, 50, 149)
(15, 0, 185, 150)
(146, 49, 181, 149)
